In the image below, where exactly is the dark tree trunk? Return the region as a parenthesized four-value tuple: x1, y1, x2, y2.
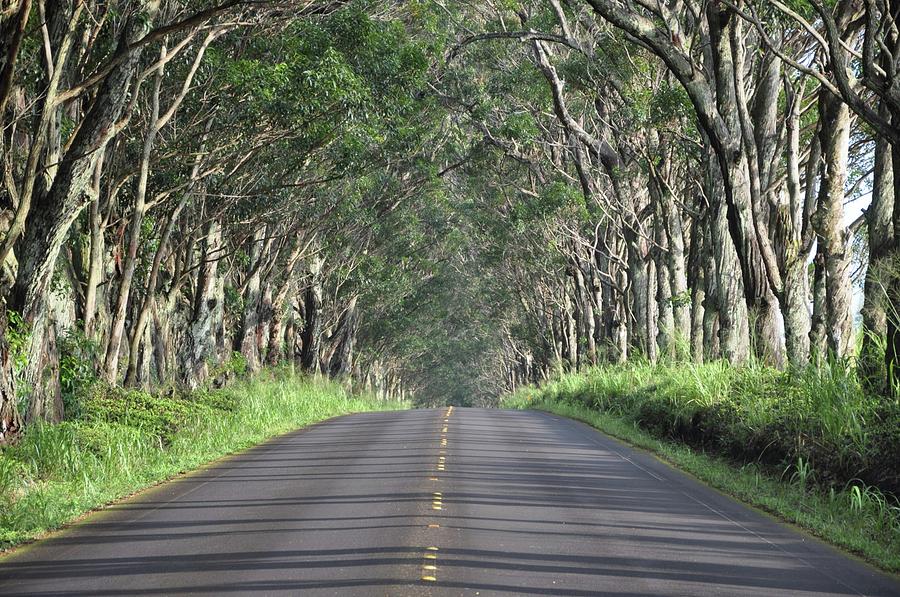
(329, 297, 358, 378)
(860, 126, 894, 386)
(299, 259, 323, 373)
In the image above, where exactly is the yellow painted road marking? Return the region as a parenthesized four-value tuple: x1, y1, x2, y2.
(426, 546, 439, 551)
(424, 553, 437, 559)
(423, 564, 437, 571)
(422, 575, 437, 582)
(428, 523, 440, 528)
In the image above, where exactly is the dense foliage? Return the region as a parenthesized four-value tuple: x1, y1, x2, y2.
(0, 0, 898, 502)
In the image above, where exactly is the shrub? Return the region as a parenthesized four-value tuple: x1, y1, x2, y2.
(510, 361, 900, 496)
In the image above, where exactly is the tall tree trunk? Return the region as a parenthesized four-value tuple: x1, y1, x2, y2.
(654, 210, 674, 359)
(256, 284, 274, 364)
(665, 204, 690, 353)
(238, 228, 265, 372)
(300, 256, 323, 373)
(563, 288, 578, 368)
(646, 258, 659, 363)
(626, 233, 650, 357)
(814, 91, 853, 359)
(706, 149, 750, 363)
(860, 129, 895, 383)
(810, 247, 828, 359)
(687, 214, 706, 362)
(82, 160, 105, 338)
(329, 296, 358, 377)
(180, 219, 224, 389)
(572, 258, 596, 364)
(781, 80, 813, 367)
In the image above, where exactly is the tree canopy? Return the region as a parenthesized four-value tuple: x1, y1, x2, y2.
(0, 0, 898, 430)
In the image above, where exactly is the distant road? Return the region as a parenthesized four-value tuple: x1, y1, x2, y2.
(1, 407, 898, 596)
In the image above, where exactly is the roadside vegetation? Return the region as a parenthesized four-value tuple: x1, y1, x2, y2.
(502, 362, 900, 572)
(0, 365, 405, 551)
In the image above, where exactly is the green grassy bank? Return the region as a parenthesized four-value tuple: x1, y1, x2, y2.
(501, 361, 900, 573)
(0, 369, 407, 550)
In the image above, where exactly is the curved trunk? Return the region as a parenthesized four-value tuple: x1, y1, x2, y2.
(103, 62, 163, 383)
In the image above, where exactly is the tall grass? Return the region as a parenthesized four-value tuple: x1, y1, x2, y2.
(0, 370, 406, 549)
(502, 361, 900, 572)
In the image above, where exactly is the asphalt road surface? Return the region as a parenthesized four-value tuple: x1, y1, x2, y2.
(1, 407, 899, 596)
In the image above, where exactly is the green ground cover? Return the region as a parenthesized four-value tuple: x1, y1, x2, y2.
(502, 361, 900, 573)
(0, 369, 406, 550)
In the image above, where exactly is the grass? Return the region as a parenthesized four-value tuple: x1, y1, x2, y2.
(501, 361, 900, 573)
(0, 368, 407, 550)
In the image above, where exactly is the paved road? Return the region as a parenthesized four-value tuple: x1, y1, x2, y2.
(1, 407, 898, 596)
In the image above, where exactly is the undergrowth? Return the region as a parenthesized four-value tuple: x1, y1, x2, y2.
(502, 361, 900, 573)
(0, 369, 406, 550)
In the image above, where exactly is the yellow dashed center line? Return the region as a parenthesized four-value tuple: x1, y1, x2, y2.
(422, 410, 454, 584)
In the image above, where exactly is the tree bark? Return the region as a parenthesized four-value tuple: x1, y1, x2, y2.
(82, 158, 106, 339)
(180, 219, 225, 389)
(706, 148, 750, 363)
(860, 129, 895, 383)
(814, 90, 854, 358)
(810, 247, 828, 359)
(238, 228, 266, 372)
(653, 205, 674, 359)
(299, 256, 324, 373)
(329, 296, 358, 377)
(781, 80, 813, 367)
(687, 213, 706, 362)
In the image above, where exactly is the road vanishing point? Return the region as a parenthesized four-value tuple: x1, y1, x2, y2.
(1, 407, 899, 596)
